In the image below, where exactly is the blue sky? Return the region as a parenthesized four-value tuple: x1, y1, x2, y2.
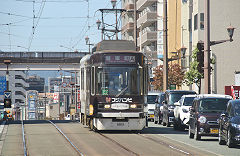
(0, 0, 121, 52)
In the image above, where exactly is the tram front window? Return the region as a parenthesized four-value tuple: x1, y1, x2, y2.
(96, 67, 142, 96)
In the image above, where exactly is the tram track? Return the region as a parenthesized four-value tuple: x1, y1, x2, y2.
(48, 120, 84, 156)
(97, 132, 140, 156)
(21, 120, 83, 156)
(136, 133, 191, 155)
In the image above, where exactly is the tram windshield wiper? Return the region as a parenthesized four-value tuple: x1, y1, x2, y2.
(116, 86, 128, 97)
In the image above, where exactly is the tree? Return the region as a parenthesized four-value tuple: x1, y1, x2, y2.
(151, 63, 185, 91)
(184, 47, 203, 93)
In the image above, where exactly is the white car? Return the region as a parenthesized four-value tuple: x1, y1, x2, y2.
(64, 114, 70, 120)
(173, 94, 197, 130)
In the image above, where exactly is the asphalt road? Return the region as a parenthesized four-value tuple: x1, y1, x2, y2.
(0, 120, 239, 156)
(147, 122, 240, 156)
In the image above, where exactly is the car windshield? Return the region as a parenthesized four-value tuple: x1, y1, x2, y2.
(148, 109, 154, 114)
(199, 98, 230, 112)
(183, 97, 195, 106)
(147, 95, 158, 104)
(169, 92, 195, 105)
(158, 94, 165, 103)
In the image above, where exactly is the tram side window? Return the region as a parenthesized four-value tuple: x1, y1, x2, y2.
(81, 68, 84, 90)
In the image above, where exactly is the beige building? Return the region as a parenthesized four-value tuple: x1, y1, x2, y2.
(181, 0, 240, 94)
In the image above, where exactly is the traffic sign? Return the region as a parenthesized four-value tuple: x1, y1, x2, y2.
(4, 91, 11, 99)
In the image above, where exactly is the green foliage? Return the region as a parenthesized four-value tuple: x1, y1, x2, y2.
(184, 47, 203, 88)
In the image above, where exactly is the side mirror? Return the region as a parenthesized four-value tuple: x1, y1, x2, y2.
(174, 102, 180, 106)
(190, 107, 195, 112)
(221, 112, 228, 117)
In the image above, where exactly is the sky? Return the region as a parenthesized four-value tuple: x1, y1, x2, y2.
(0, 0, 122, 52)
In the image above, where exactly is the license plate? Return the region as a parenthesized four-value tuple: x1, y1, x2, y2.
(117, 123, 124, 126)
(150, 115, 154, 118)
(169, 117, 174, 122)
(210, 128, 219, 134)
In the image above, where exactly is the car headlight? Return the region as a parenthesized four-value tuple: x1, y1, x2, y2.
(182, 108, 188, 113)
(130, 104, 137, 108)
(198, 116, 207, 123)
(232, 123, 240, 129)
(104, 104, 111, 109)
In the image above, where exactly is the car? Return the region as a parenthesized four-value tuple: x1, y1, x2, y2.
(162, 90, 196, 127)
(147, 92, 160, 122)
(219, 99, 240, 148)
(64, 114, 70, 120)
(189, 94, 232, 140)
(154, 92, 165, 124)
(173, 94, 197, 130)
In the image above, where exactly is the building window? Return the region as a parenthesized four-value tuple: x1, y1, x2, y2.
(200, 13, 204, 29)
(194, 14, 198, 30)
(188, 18, 192, 31)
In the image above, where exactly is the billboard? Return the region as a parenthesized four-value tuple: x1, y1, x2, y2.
(28, 112, 36, 120)
(0, 76, 6, 95)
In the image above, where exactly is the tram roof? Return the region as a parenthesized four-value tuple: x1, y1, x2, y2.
(92, 40, 137, 52)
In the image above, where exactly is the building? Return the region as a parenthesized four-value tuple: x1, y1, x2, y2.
(122, 0, 162, 81)
(181, 0, 240, 94)
(27, 75, 45, 93)
(121, 0, 135, 41)
(0, 70, 29, 120)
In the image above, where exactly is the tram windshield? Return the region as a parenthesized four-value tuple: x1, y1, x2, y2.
(96, 66, 143, 96)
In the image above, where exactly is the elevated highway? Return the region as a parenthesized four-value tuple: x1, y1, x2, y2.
(0, 51, 88, 71)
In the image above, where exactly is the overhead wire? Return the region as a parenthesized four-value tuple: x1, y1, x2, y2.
(28, 0, 46, 51)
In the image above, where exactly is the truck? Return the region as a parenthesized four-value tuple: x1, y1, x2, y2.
(225, 86, 240, 99)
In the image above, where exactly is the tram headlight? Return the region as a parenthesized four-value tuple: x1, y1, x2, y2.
(130, 104, 137, 108)
(89, 104, 94, 115)
(104, 104, 111, 109)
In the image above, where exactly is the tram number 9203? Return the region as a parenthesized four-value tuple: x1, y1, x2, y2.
(117, 123, 124, 126)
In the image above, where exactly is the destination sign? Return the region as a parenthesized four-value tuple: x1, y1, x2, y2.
(105, 55, 135, 64)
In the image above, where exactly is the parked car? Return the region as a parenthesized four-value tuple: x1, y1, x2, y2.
(154, 92, 165, 124)
(147, 92, 160, 121)
(162, 90, 196, 127)
(219, 100, 240, 148)
(173, 94, 197, 130)
(65, 114, 70, 120)
(189, 94, 232, 140)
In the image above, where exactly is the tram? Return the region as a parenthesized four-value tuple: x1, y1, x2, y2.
(79, 40, 149, 131)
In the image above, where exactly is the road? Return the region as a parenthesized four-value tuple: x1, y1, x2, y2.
(0, 120, 239, 156)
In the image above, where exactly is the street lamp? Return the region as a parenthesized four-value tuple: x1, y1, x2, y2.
(227, 25, 235, 42)
(203, 24, 235, 94)
(4, 60, 11, 91)
(111, 0, 117, 8)
(85, 36, 94, 54)
(180, 46, 187, 58)
(96, 19, 101, 29)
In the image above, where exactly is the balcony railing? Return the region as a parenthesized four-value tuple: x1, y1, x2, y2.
(136, 0, 157, 11)
(122, 22, 134, 33)
(137, 11, 157, 28)
(137, 31, 157, 46)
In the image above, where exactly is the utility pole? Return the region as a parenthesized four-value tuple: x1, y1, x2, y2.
(163, 0, 168, 91)
(204, 0, 211, 94)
